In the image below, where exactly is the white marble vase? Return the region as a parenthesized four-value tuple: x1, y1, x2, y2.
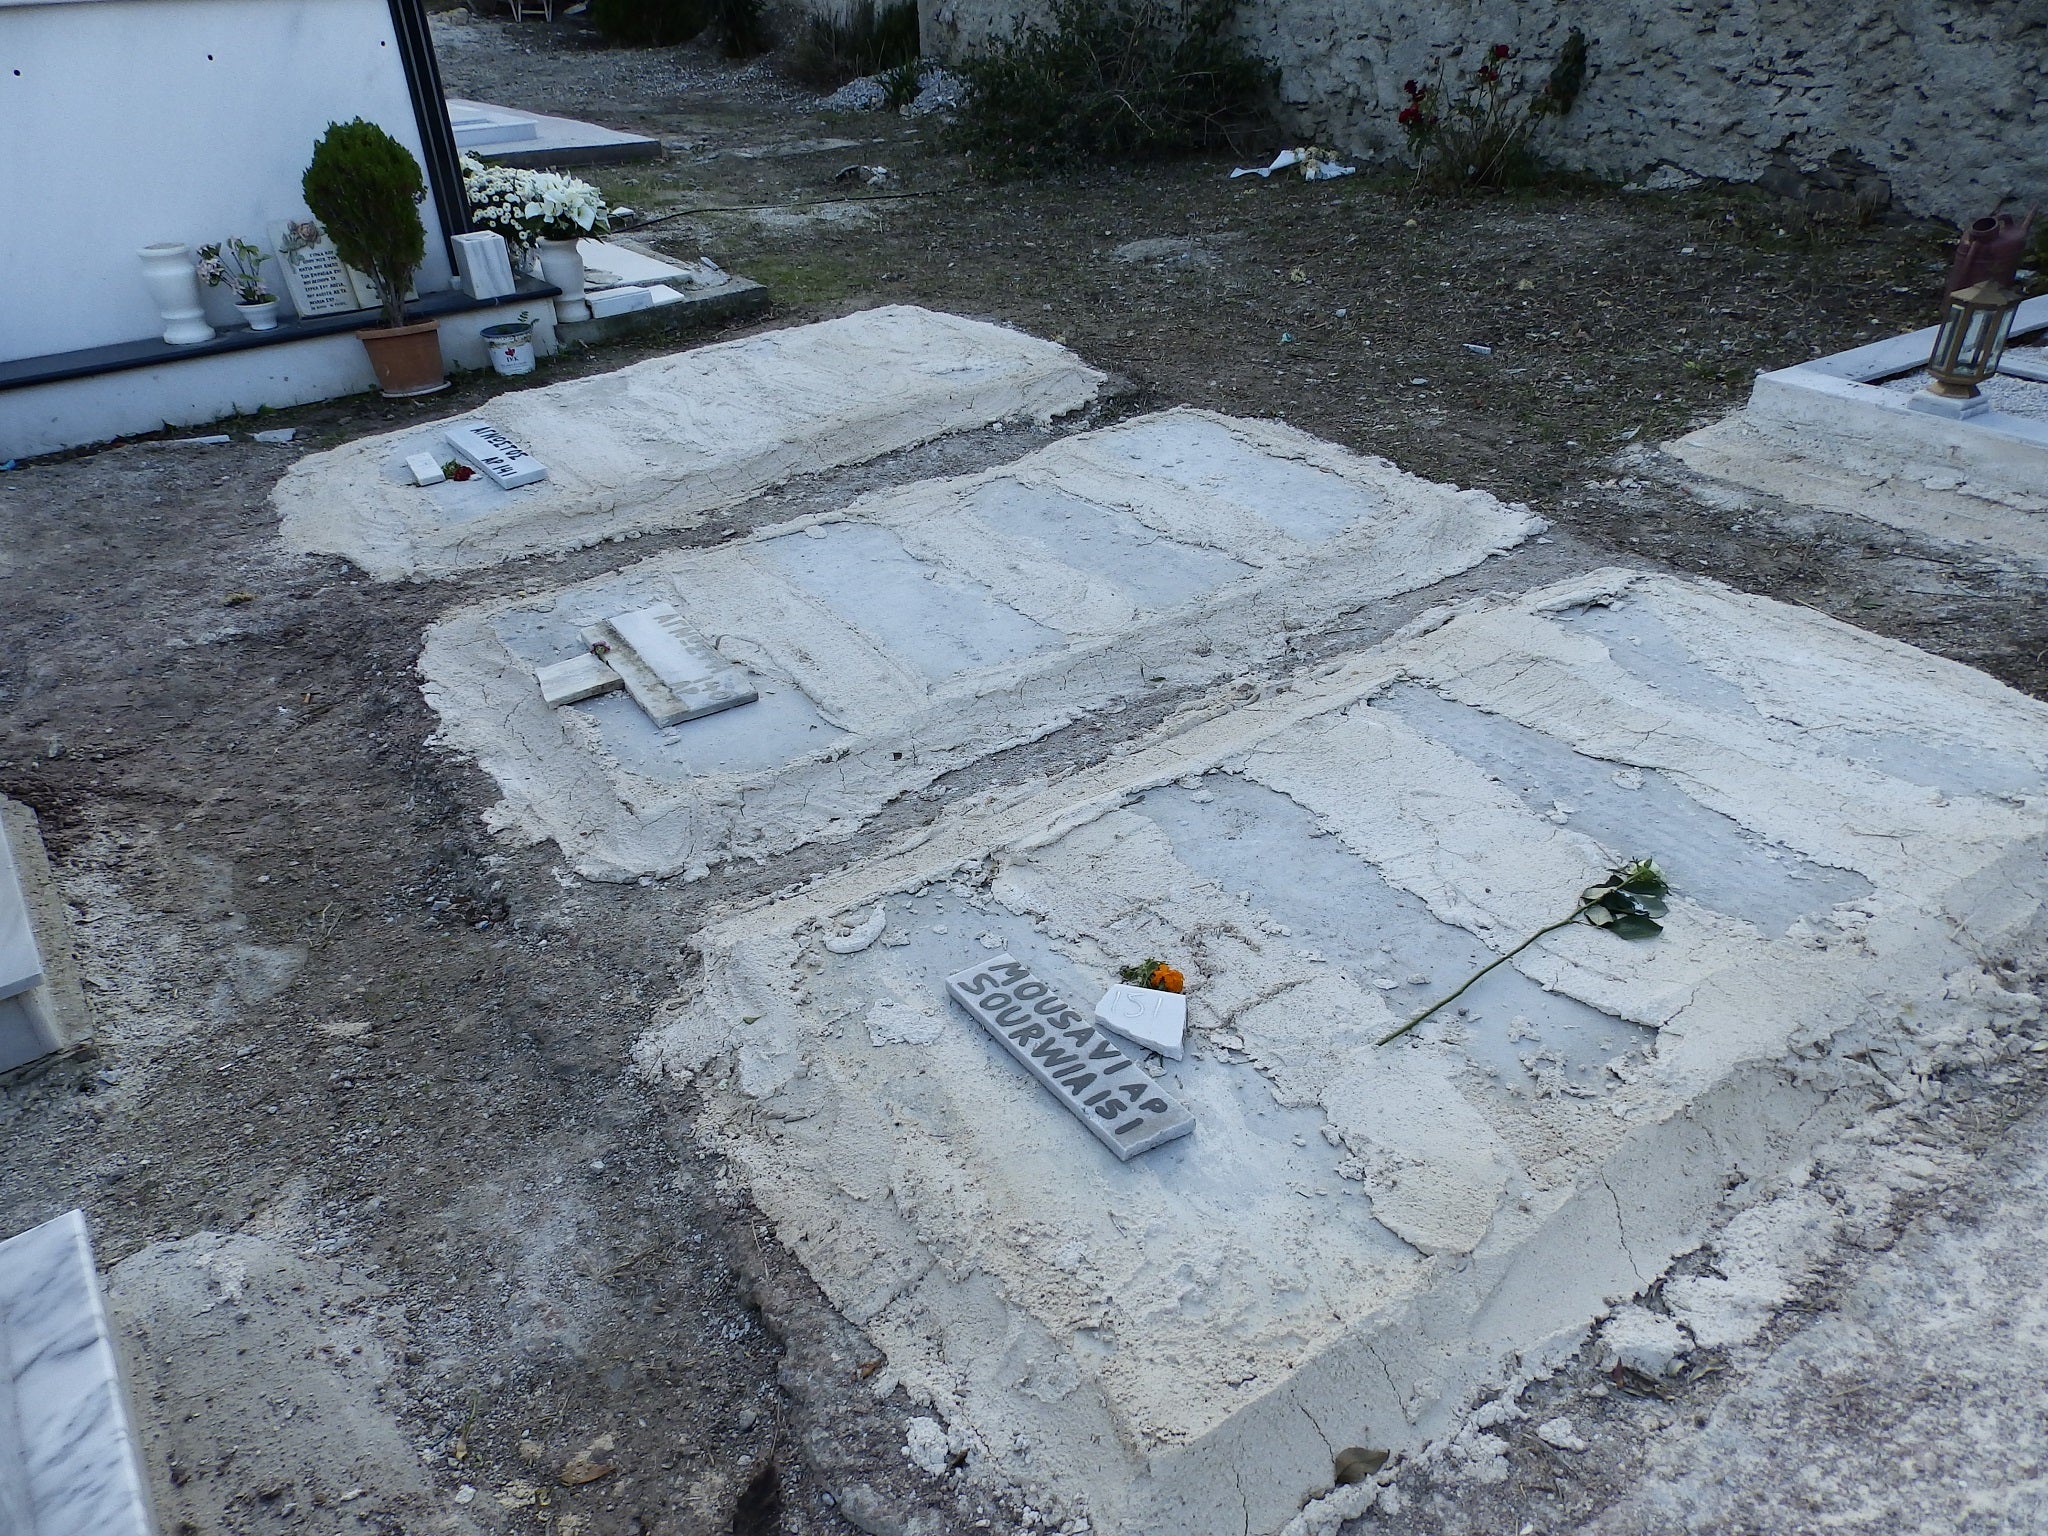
(536, 237, 590, 323)
(136, 242, 216, 345)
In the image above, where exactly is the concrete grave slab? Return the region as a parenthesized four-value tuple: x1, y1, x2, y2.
(275, 307, 1107, 580)
(1668, 295, 2048, 566)
(0, 1211, 157, 1536)
(635, 568, 2048, 1536)
(420, 409, 1540, 879)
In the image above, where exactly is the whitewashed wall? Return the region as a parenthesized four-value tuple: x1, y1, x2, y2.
(0, 0, 454, 363)
(918, 0, 2048, 223)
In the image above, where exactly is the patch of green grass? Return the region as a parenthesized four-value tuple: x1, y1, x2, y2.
(737, 253, 867, 306)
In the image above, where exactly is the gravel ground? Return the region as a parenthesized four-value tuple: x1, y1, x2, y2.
(4, 13, 2046, 1536)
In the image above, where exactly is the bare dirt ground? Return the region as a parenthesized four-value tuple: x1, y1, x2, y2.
(4, 13, 2046, 1536)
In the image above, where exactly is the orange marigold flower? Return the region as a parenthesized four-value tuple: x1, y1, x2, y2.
(1150, 964, 1185, 994)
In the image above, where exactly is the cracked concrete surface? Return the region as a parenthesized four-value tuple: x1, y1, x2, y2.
(274, 307, 1105, 580)
(419, 408, 1537, 880)
(635, 567, 2048, 1536)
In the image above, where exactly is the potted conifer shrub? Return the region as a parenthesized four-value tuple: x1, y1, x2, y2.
(302, 118, 448, 397)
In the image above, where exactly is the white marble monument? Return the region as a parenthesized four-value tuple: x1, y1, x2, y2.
(0, 1211, 158, 1536)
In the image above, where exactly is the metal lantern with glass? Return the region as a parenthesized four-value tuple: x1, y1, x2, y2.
(1910, 279, 2022, 419)
(1909, 210, 2032, 420)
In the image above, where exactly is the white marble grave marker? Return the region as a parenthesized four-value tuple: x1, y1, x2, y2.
(536, 652, 624, 707)
(587, 603, 757, 727)
(452, 231, 518, 301)
(947, 955, 1193, 1160)
(0, 1211, 157, 1536)
(405, 452, 445, 486)
(1094, 983, 1186, 1059)
(444, 422, 549, 489)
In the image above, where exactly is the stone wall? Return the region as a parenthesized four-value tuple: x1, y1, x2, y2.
(915, 0, 2048, 222)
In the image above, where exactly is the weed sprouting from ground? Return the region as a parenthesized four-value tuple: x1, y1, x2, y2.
(1398, 29, 1585, 191)
(791, 0, 920, 88)
(949, 0, 1272, 179)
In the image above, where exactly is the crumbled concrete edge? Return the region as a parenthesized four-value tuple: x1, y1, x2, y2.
(2, 796, 91, 1054)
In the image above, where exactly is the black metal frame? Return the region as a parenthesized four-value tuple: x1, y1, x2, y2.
(385, 0, 471, 257)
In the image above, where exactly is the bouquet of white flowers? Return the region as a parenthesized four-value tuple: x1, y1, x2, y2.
(521, 170, 611, 241)
(461, 154, 542, 257)
(461, 155, 610, 252)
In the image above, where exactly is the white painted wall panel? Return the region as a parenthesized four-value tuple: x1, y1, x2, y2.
(0, 0, 453, 362)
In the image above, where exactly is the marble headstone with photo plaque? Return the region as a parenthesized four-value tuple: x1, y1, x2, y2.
(947, 955, 1193, 1160)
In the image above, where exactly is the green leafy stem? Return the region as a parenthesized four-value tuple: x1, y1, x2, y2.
(1376, 858, 1669, 1048)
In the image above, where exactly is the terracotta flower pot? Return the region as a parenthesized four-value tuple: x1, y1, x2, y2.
(357, 319, 449, 398)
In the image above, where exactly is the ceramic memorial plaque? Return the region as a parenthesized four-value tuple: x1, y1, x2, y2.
(271, 219, 369, 318)
(443, 422, 549, 490)
(1094, 983, 1186, 1059)
(946, 955, 1193, 1160)
(587, 603, 757, 727)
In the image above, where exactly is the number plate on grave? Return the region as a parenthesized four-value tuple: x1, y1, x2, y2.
(444, 421, 549, 489)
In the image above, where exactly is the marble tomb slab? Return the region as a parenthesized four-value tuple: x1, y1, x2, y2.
(275, 306, 1106, 580)
(1094, 983, 1187, 1058)
(420, 408, 1540, 880)
(443, 421, 547, 490)
(0, 1210, 157, 1536)
(1667, 294, 2048, 567)
(535, 651, 623, 707)
(635, 568, 2048, 1536)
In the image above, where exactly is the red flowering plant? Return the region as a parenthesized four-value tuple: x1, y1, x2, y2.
(1395, 30, 1586, 189)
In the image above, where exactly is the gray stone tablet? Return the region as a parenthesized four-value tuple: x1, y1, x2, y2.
(444, 421, 548, 490)
(536, 652, 624, 707)
(588, 603, 758, 728)
(946, 954, 1193, 1160)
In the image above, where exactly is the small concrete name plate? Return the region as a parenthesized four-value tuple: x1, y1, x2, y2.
(586, 603, 757, 727)
(1095, 983, 1186, 1060)
(405, 452, 445, 486)
(947, 955, 1193, 1160)
(536, 652, 623, 707)
(444, 421, 549, 490)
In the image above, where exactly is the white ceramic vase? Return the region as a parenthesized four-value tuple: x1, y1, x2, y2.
(536, 238, 590, 323)
(235, 299, 281, 332)
(137, 242, 216, 345)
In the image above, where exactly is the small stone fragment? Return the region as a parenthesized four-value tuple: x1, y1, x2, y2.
(536, 652, 624, 707)
(1535, 1416, 1588, 1452)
